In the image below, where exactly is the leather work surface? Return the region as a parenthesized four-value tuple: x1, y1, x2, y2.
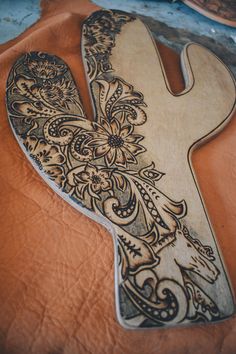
(0, 0, 236, 352)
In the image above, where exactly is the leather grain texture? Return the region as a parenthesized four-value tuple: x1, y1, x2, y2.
(0, 0, 236, 353)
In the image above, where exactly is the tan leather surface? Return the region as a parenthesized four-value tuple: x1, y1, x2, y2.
(0, 0, 236, 353)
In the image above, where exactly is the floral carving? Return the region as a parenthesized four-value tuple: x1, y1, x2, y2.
(23, 135, 66, 187)
(84, 25, 114, 57)
(83, 10, 134, 58)
(40, 78, 80, 110)
(27, 54, 65, 80)
(97, 78, 147, 125)
(82, 10, 135, 80)
(68, 164, 112, 199)
(88, 118, 145, 167)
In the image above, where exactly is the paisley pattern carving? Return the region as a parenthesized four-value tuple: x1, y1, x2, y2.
(6, 10, 222, 328)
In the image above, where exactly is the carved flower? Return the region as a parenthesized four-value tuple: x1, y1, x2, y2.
(69, 164, 112, 199)
(40, 79, 79, 109)
(83, 24, 114, 57)
(83, 10, 135, 57)
(27, 58, 64, 80)
(23, 135, 66, 187)
(88, 119, 145, 167)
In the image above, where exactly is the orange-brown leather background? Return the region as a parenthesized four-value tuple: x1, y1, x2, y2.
(0, 0, 236, 353)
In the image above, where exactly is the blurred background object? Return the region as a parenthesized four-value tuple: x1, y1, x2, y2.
(181, 0, 236, 28)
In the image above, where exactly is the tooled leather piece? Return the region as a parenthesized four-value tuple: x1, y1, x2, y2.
(0, 0, 236, 353)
